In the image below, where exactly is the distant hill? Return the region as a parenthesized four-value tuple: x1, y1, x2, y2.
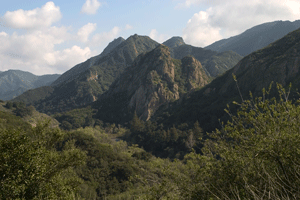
(205, 20, 300, 56)
(93, 45, 210, 124)
(153, 27, 300, 132)
(0, 70, 59, 100)
(163, 37, 243, 77)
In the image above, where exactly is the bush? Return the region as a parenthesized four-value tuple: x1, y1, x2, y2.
(198, 83, 300, 199)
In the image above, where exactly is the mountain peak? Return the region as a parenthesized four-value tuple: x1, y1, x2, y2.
(99, 37, 125, 57)
(163, 36, 185, 49)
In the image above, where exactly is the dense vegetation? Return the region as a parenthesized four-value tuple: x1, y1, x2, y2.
(2, 83, 300, 199)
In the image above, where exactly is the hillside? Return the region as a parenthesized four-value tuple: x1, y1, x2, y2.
(93, 45, 210, 124)
(0, 70, 59, 100)
(153, 27, 300, 132)
(205, 20, 300, 56)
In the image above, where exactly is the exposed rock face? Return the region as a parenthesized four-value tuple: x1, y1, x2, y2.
(205, 20, 300, 56)
(94, 45, 210, 123)
(163, 39, 243, 77)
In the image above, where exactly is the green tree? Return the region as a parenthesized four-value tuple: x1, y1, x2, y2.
(0, 122, 86, 199)
(197, 84, 300, 199)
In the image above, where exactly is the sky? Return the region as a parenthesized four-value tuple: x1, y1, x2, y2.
(0, 0, 300, 75)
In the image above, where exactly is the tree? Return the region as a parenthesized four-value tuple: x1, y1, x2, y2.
(198, 83, 300, 199)
(0, 121, 86, 199)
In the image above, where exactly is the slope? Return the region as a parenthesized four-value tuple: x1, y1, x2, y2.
(205, 20, 300, 56)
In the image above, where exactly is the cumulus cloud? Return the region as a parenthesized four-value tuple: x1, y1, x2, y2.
(81, 0, 102, 15)
(176, 0, 202, 9)
(182, 0, 300, 47)
(149, 29, 169, 43)
(0, 1, 132, 75)
(3, 1, 61, 29)
(77, 23, 97, 42)
(125, 24, 133, 30)
(89, 26, 121, 46)
(0, 29, 92, 75)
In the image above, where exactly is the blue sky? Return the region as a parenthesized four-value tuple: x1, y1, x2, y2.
(0, 0, 300, 75)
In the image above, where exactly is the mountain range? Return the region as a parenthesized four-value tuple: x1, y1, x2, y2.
(11, 19, 300, 131)
(14, 35, 241, 114)
(205, 20, 300, 56)
(0, 70, 60, 101)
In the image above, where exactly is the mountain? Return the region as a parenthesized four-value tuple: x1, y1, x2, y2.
(205, 20, 300, 56)
(0, 70, 60, 100)
(14, 34, 242, 115)
(163, 36, 185, 49)
(163, 37, 243, 77)
(93, 45, 210, 124)
(153, 27, 300, 132)
(51, 37, 125, 86)
(14, 35, 159, 114)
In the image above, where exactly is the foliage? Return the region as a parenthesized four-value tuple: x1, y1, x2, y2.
(189, 84, 300, 199)
(0, 121, 86, 199)
(126, 113, 203, 159)
(54, 106, 96, 130)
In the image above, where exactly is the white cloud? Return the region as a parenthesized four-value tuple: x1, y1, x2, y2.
(175, 0, 202, 9)
(81, 0, 102, 15)
(0, 2, 131, 75)
(125, 24, 133, 30)
(182, 0, 300, 47)
(149, 29, 169, 43)
(3, 1, 61, 29)
(89, 26, 121, 47)
(0, 27, 92, 75)
(0, 32, 8, 37)
(183, 10, 223, 47)
(77, 23, 97, 42)
(45, 46, 92, 70)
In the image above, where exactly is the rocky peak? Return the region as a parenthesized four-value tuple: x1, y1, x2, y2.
(181, 56, 209, 90)
(163, 36, 185, 49)
(94, 44, 210, 123)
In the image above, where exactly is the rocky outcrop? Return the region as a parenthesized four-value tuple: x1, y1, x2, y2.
(94, 45, 210, 123)
(162, 38, 243, 77)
